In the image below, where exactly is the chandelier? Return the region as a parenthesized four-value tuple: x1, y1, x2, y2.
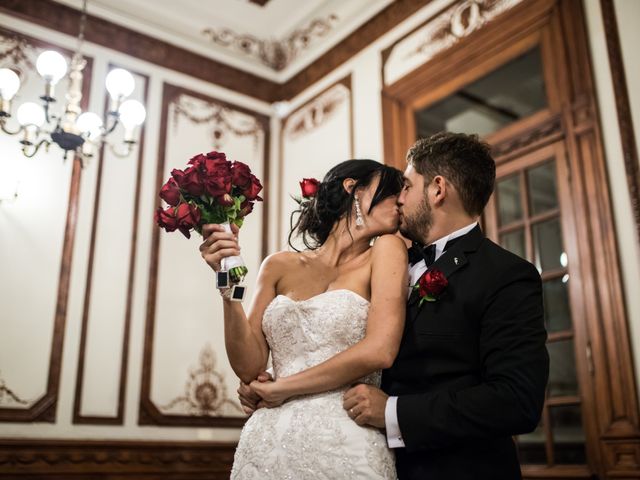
(0, 0, 145, 163)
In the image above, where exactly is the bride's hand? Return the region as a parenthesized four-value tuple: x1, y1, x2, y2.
(250, 379, 289, 408)
(200, 223, 241, 272)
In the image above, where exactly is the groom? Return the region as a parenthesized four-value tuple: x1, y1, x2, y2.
(342, 132, 549, 479)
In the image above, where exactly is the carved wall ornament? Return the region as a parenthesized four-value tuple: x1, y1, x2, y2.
(201, 14, 338, 71)
(0, 32, 36, 83)
(284, 83, 350, 140)
(172, 93, 263, 150)
(159, 344, 243, 417)
(405, 0, 523, 65)
(0, 373, 28, 407)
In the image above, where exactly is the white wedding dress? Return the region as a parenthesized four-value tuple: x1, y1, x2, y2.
(231, 289, 397, 479)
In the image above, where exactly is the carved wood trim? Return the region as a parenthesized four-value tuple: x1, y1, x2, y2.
(0, 28, 91, 423)
(0, 438, 235, 479)
(600, 0, 640, 245)
(72, 65, 150, 425)
(139, 82, 269, 427)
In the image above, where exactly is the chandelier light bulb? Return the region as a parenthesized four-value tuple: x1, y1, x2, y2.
(36, 51, 68, 85)
(119, 99, 146, 129)
(16, 102, 46, 127)
(0, 68, 21, 100)
(105, 68, 135, 100)
(76, 111, 103, 139)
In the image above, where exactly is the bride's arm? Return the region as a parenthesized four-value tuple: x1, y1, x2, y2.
(253, 234, 407, 404)
(200, 224, 280, 383)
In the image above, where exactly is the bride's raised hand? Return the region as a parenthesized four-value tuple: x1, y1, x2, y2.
(250, 379, 289, 408)
(199, 223, 240, 272)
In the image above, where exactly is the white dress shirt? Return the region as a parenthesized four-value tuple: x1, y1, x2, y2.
(386, 222, 478, 448)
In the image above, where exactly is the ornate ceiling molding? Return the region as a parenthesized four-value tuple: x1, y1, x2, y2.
(202, 14, 338, 71)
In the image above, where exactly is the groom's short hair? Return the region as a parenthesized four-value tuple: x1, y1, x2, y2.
(407, 132, 496, 216)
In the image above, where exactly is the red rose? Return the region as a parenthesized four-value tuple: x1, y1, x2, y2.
(238, 198, 254, 217)
(176, 202, 201, 239)
(188, 153, 207, 168)
(418, 268, 448, 301)
(159, 177, 181, 206)
(231, 161, 252, 190)
(206, 151, 227, 162)
(172, 167, 204, 197)
(200, 158, 232, 197)
(300, 178, 320, 198)
(155, 205, 179, 232)
(217, 193, 235, 207)
(244, 174, 263, 201)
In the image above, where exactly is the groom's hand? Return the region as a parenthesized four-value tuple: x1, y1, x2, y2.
(343, 384, 388, 428)
(237, 371, 272, 414)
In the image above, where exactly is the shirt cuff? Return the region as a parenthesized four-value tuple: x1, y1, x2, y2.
(385, 396, 405, 448)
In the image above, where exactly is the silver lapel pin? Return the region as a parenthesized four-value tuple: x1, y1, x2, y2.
(454, 257, 459, 265)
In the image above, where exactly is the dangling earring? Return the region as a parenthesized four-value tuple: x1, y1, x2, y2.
(354, 196, 364, 227)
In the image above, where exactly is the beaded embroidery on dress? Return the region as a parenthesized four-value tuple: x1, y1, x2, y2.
(230, 289, 396, 479)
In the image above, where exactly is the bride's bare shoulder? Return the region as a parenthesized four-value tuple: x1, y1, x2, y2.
(372, 234, 408, 256)
(259, 250, 311, 276)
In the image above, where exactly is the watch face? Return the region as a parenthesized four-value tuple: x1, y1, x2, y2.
(231, 285, 246, 302)
(216, 271, 229, 288)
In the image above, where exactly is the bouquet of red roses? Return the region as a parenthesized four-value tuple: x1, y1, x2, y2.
(155, 150, 262, 282)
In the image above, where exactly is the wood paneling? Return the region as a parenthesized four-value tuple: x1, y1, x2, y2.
(139, 83, 270, 427)
(0, 439, 235, 479)
(0, 28, 91, 423)
(73, 65, 150, 425)
(277, 75, 353, 248)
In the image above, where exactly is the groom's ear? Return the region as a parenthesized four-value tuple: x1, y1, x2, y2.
(432, 175, 447, 206)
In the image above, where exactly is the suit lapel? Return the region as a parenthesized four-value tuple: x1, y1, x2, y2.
(407, 225, 484, 322)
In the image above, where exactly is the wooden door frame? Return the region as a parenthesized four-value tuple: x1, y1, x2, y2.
(381, 0, 640, 478)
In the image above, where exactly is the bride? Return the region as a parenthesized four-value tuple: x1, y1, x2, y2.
(200, 159, 407, 479)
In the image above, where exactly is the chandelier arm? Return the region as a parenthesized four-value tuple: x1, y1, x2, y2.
(0, 118, 23, 136)
(21, 139, 51, 158)
(108, 141, 134, 158)
(104, 115, 120, 136)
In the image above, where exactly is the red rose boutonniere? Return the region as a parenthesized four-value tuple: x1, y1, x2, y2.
(414, 268, 448, 305)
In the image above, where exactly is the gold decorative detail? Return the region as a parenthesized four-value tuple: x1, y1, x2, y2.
(0, 372, 28, 407)
(0, 33, 36, 83)
(172, 94, 263, 150)
(284, 83, 349, 140)
(160, 344, 243, 417)
(202, 14, 338, 71)
(406, 0, 523, 64)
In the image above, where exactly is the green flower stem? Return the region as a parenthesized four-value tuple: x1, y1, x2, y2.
(229, 266, 248, 283)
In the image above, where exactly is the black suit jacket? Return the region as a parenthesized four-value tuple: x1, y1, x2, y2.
(382, 226, 549, 480)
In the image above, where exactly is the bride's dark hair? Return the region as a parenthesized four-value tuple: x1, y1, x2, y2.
(289, 159, 404, 251)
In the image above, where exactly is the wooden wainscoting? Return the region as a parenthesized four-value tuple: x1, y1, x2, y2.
(0, 439, 236, 479)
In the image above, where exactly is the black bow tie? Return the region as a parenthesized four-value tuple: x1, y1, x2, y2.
(408, 243, 436, 266)
(407, 235, 464, 266)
